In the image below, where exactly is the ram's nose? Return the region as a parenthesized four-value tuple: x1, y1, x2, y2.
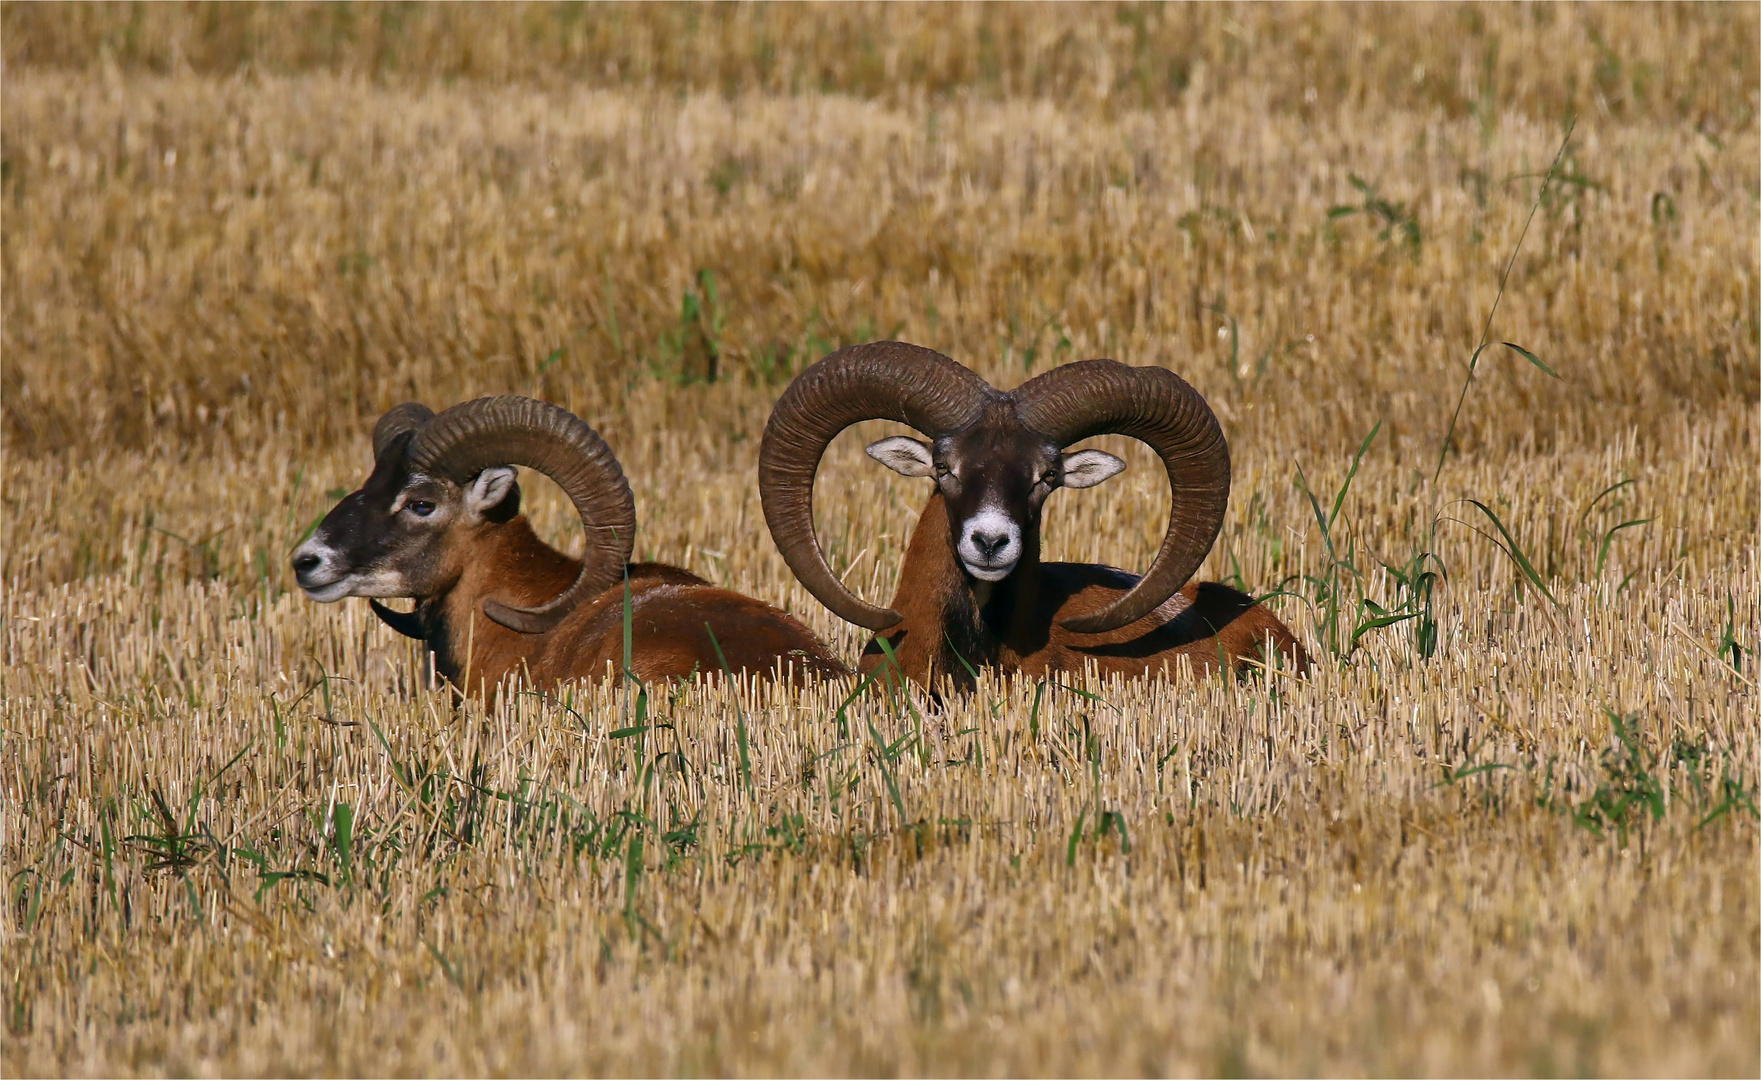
(290, 543, 335, 589)
(969, 529, 1011, 561)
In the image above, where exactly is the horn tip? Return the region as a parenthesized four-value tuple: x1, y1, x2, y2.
(1058, 611, 1128, 635)
(368, 598, 426, 640)
(483, 599, 558, 636)
(851, 606, 904, 631)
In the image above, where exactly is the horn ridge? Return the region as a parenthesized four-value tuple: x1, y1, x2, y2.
(373, 402, 436, 461)
(1013, 359, 1230, 634)
(409, 395, 635, 634)
(759, 342, 990, 630)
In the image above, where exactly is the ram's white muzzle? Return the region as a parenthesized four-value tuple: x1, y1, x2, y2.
(956, 507, 1022, 582)
(291, 536, 356, 601)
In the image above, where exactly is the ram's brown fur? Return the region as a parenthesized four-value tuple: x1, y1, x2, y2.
(858, 492, 1307, 691)
(294, 397, 845, 696)
(405, 517, 844, 694)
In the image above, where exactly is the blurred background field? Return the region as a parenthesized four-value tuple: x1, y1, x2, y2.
(2, 3, 1756, 1075)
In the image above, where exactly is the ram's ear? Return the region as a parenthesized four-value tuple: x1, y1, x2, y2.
(465, 466, 521, 522)
(1061, 449, 1127, 489)
(865, 436, 936, 477)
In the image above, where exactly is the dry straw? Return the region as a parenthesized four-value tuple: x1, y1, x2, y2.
(3, 4, 1756, 1075)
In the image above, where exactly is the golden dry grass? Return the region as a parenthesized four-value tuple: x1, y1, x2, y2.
(3, 3, 1757, 1076)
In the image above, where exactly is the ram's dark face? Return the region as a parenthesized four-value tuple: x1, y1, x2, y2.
(290, 435, 520, 603)
(866, 413, 1125, 583)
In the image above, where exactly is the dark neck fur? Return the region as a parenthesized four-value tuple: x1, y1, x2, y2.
(882, 492, 1045, 691)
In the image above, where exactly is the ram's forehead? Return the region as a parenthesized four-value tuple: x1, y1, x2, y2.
(939, 420, 1058, 463)
(356, 455, 452, 500)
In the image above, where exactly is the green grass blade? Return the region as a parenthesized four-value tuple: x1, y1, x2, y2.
(1577, 478, 1636, 534)
(1350, 611, 1419, 647)
(833, 660, 882, 741)
(1434, 118, 1577, 484)
(944, 630, 982, 682)
(865, 715, 908, 822)
(1466, 500, 1561, 609)
(1596, 518, 1653, 577)
(1293, 463, 1338, 562)
(333, 803, 353, 885)
(1330, 421, 1381, 529)
(870, 636, 927, 762)
(1501, 342, 1559, 378)
(426, 942, 465, 990)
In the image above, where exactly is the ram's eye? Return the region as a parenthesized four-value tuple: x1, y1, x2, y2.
(1040, 470, 1059, 485)
(405, 500, 436, 517)
(934, 463, 950, 477)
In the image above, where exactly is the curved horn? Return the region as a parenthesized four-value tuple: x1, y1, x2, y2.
(1013, 359, 1230, 634)
(759, 342, 990, 629)
(408, 396, 635, 635)
(373, 403, 436, 461)
(368, 599, 426, 640)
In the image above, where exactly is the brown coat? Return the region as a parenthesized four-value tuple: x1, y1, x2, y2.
(858, 493, 1308, 691)
(413, 517, 846, 693)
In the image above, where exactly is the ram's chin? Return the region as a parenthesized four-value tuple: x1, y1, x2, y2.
(302, 570, 411, 603)
(300, 580, 357, 603)
(962, 562, 1015, 583)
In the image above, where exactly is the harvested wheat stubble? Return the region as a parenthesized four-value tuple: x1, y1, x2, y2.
(2, 3, 1756, 1076)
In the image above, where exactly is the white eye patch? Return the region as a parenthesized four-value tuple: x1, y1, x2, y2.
(1060, 449, 1127, 489)
(865, 436, 936, 477)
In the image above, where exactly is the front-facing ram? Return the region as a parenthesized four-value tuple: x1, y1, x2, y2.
(293, 395, 844, 694)
(759, 342, 1308, 692)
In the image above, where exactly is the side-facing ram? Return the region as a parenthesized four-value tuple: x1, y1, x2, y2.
(759, 342, 1308, 692)
(293, 395, 845, 694)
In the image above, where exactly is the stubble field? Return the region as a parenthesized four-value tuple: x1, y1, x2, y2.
(2, 3, 1757, 1075)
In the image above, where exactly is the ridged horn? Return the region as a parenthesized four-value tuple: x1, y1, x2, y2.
(373, 403, 436, 461)
(1012, 359, 1230, 634)
(408, 396, 634, 634)
(759, 342, 990, 629)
